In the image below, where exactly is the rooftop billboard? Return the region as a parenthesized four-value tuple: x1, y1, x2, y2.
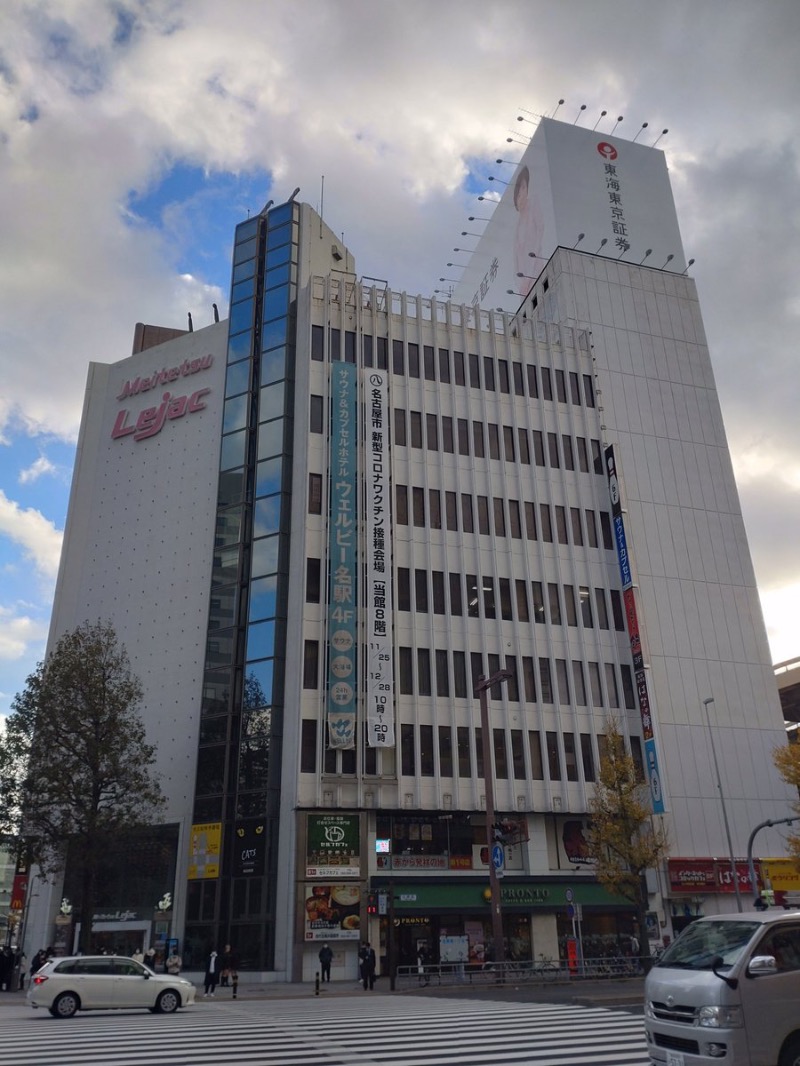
(452, 118, 687, 310)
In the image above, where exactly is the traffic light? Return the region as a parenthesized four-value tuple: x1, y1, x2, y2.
(367, 892, 378, 915)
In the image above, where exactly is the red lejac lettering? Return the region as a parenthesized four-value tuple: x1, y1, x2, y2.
(111, 388, 211, 443)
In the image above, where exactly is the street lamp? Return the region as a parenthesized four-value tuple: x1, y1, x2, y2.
(702, 697, 743, 912)
(475, 668, 513, 969)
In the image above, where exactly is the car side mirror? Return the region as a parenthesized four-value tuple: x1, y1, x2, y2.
(748, 955, 778, 977)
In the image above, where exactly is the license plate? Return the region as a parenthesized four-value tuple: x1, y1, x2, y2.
(666, 1053, 685, 1066)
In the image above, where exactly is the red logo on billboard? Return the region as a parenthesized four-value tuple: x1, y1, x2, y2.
(597, 142, 618, 160)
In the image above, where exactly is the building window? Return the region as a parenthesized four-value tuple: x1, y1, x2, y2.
(476, 496, 490, 536)
(499, 578, 512, 621)
(445, 492, 458, 531)
(473, 421, 485, 458)
(483, 577, 496, 619)
(488, 423, 500, 460)
(483, 356, 495, 391)
(397, 568, 411, 611)
(526, 364, 539, 398)
(493, 497, 506, 536)
(516, 580, 529, 622)
(548, 583, 562, 625)
(572, 660, 586, 705)
(432, 571, 446, 614)
(579, 586, 593, 627)
(441, 416, 454, 453)
(585, 509, 598, 547)
(518, 429, 530, 465)
(395, 484, 408, 525)
(392, 339, 404, 375)
(563, 585, 578, 626)
(594, 588, 609, 629)
(399, 647, 413, 694)
(630, 736, 645, 782)
(546, 731, 561, 780)
(306, 558, 321, 603)
(453, 651, 467, 697)
(563, 732, 579, 781)
(539, 658, 553, 703)
(498, 360, 510, 393)
(415, 569, 428, 613)
(401, 723, 415, 775)
(429, 489, 442, 530)
(555, 659, 570, 702)
(524, 502, 537, 540)
(410, 411, 423, 448)
(605, 663, 620, 707)
(532, 581, 545, 623)
(555, 369, 567, 403)
(509, 499, 522, 539)
(580, 734, 595, 781)
(438, 348, 451, 382)
(457, 726, 471, 776)
(570, 508, 583, 545)
(513, 362, 524, 396)
(467, 575, 480, 617)
(426, 413, 438, 451)
(408, 343, 420, 378)
(540, 504, 553, 542)
(562, 435, 575, 470)
(394, 408, 407, 447)
(438, 726, 453, 776)
(555, 505, 568, 544)
(417, 649, 432, 696)
(435, 649, 449, 695)
(569, 372, 581, 405)
(310, 394, 323, 433)
(469, 353, 480, 388)
(548, 432, 560, 469)
(424, 345, 436, 381)
(301, 720, 317, 772)
(461, 494, 474, 534)
(532, 430, 545, 466)
(610, 588, 625, 630)
(453, 351, 465, 386)
(412, 487, 425, 527)
(591, 439, 604, 474)
(420, 724, 434, 775)
(303, 641, 319, 688)
(541, 367, 553, 401)
(588, 661, 604, 705)
(311, 324, 324, 361)
(583, 374, 595, 407)
(621, 665, 636, 709)
(577, 436, 589, 473)
(600, 511, 614, 550)
(522, 657, 536, 701)
(457, 418, 470, 455)
(493, 728, 508, 779)
(308, 473, 323, 515)
(449, 573, 463, 616)
(529, 731, 544, 779)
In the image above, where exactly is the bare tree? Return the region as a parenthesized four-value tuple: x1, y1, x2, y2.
(1, 621, 163, 953)
(585, 717, 670, 965)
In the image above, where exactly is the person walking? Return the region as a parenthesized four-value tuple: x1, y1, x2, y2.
(18, 953, 27, 991)
(203, 948, 221, 997)
(417, 943, 430, 986)
(143, 946, 156, 970)
(318, 942, 333, 983)
(220, 943, 239, 995)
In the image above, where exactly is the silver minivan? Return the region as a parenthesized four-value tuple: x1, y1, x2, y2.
(644, 910, 800, 1066)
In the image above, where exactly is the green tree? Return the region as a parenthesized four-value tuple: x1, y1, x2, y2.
(773, 742, 800, 865)
(585, 717, 670, 965)
(0, 621, 164, 953)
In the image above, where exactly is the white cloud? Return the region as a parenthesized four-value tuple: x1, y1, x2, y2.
(0, 604, 49, 663)
(0, 490, 63, 580)
(18, 455, 57, 484)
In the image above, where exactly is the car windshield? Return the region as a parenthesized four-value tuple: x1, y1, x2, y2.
(657, 920, 761, 970)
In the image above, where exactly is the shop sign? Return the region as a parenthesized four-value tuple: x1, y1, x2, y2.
(390, 855, 447, 871)
(234, 819, 266, 876)
(668, 858, 757, 894)
(303, 884, 361, 941)
(306, 813, 360, 878)
(761, 857, 800, 892)
(394, 916, 431, 926)
(500, 885, 551, 906)
(92, 909, 141, 921)
(188, 822, 221, 880)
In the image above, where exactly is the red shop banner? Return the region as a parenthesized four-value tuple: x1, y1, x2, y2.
(668, 858, 758, 894)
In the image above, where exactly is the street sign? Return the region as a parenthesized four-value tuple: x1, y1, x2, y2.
(491, 844, 505, 871)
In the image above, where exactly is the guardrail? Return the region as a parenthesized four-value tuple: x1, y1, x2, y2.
(394, 955, 648, 988)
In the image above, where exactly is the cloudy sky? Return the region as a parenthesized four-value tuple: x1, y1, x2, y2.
(1, 0, 799, 716)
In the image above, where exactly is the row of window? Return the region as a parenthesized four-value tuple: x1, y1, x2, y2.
(300, 719, 645, 785)
(394, 411, 604, 475)
(395, 570, 625, 630)
(310, 395, 605, 476)
(302, 641, 636, 712)
(310, 327, 595, 409)
(396, 485, 615, 549)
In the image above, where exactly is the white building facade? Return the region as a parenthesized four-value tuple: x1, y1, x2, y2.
(26, 119, 794, 978)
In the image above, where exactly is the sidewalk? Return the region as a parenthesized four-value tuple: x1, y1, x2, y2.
(0, 975, 646, 1008)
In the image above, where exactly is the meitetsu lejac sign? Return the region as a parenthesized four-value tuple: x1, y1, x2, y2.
(111, 354, 214, 442)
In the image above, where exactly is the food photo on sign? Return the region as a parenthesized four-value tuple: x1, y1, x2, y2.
(304, 884, 361, 940)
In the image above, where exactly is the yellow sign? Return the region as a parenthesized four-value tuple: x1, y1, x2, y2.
(188, 822, 222, 879)
(761, 857, 800, 892)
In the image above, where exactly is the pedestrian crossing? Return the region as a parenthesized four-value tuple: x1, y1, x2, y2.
(2, 994, 649, 1065)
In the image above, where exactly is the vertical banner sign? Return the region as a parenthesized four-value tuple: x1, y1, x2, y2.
(364, 369, 395, 747)
(327, 363, 358, 749)
(605, 445, 665, 814)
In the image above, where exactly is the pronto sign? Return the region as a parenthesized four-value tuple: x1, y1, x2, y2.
(111, 354, 214, 442)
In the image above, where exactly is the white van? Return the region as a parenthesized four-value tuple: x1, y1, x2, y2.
(644, 910, 800, 1066)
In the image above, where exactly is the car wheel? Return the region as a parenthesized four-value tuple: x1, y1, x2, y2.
(156, 989, 180, 1014)
(779, 1035, 800, 1066)
(50, 992, 80, 1018)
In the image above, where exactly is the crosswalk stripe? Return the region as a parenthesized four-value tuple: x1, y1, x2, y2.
(1, 995, 649, 1066)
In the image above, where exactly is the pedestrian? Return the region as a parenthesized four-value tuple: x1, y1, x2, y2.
(29, 950, 45, 976)
(204, 948, 221, 997)
(18, 953, 27, 991)
(143, 946, 156, 970)
(417, 943, 430, 986)
(221, 943, 238, 994)
(0, 947, 13, 991)
(231, 968, 239, 999)
(166, 949, 182, 975)
(132, 948, 144, 964)
(318, 942, 333, 983)
(359, 941, 376, 991)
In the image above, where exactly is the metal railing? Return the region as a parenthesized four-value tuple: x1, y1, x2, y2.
(394, 954, 648, 989)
